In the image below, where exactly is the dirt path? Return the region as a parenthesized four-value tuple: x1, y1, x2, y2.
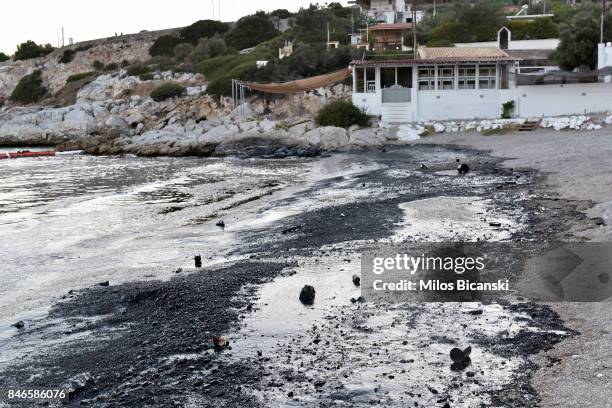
(416, 129, 612, 408)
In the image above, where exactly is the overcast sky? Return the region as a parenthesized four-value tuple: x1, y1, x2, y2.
(0, 1, 348, 55)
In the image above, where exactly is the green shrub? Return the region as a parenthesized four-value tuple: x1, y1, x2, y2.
(146, 55, 176, 71)
(93, 60, 104, 70)
(508, 18, 559, 40)
(316, 100, 370, 128)
(67, 72, 97, 83)
(59, 49, 76, 64)
(501, 100, 515, 119)
(9, 70, 47, 104)
(173, 43, 194, 61)
(103, 63, 119, 71)
(0, 52, 9, 62)
(149, 35, 182, 57)
(189, 35, 230, 63)
(150, 82, 186, 101)
(14, 41, 55, 61)
(127, 64, 152, 80)
(121, 59, 130, 67)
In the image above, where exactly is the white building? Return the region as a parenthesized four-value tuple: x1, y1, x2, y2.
(351, 46, 612, 124)
(350, 0, 422, 24)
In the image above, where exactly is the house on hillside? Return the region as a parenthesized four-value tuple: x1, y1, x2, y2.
(349, 0, 422, 24)
(368, 23, 414, 51)
(351, 45, 612, 123)
(455, 27, 560, 75)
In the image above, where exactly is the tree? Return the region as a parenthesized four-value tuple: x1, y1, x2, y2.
(149, 35, 182, 57)
(270, 9, 292, 19)
(508, 18, 559, 40)
(554, 9, 612, 70)
(14, 40, 55, 61)
(427, 1, 506, 44)
(173, 43, 195, 61)
(189, 35, 229, 64)
(179, 20, 230, 45)
(0, 52, 9, 62)
(224, 12, 279, 50)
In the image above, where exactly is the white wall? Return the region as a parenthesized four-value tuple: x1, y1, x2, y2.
(598, 43, 612, 69)
(455, 38, 559, 50)
(353, 91, 383, 115)
(516, 82, 612, 117)
(416, 90, 510, 121)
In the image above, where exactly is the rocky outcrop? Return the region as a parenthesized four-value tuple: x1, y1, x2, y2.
(0, 29, 175, 99)
(0, 67, 385, 156)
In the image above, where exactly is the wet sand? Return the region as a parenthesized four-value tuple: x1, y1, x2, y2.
(416, 129, 612, 408)
(0, 144, 587, 407)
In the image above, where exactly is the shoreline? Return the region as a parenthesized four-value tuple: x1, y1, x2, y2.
(0, 144, 590, 407)
(416, 129, 612, 407)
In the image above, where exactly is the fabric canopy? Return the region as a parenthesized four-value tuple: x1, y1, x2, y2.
(242, 68, 352, 94)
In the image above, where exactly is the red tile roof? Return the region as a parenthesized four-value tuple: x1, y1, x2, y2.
(418, 47, 511, 59)
(351, 47, 520, 66)
(369, 23, 414, 31)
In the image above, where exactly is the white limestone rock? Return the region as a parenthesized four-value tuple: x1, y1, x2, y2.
(396, 125, 420, 141)
(257, 119, 278, 133)
(201, 124, 240, 143)
(303, 126, 349, 150)
(104, 115, 128, 130)
(433, 123, 445, 133)
(349, 128, 386, 147)
(288, 121, 315, 138)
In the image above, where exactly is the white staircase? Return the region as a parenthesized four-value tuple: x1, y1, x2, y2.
(381, 103, 412, 124)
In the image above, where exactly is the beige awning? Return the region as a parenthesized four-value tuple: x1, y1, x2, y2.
(242, 68, 352, 94)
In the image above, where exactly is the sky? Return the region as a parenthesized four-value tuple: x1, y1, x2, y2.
(0, 1, 348, 55)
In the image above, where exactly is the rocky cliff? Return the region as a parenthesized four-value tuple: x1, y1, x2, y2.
(0, 30, 174, 99)
(0, 68, 387, 157)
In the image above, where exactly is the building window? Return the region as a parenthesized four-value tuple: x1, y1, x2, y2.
(356, 68, 365, 93)
(478, 65, 497, 89)
(458, 65, 476, 89)
(418, 67, 435, 90)
(381, 67, 396, 89)
(366, 67, 376, 93)
(397, 67, 412, 88)
(437, 66, 455, 90)
(355, 67, 376, 93)
(500, 64, 509, 89)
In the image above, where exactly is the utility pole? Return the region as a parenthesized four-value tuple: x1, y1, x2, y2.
(412, 0, 418, 58)
(211, 0, 215, 21)
(61, 27, 65, 48)
(601, 0, 606, 44)
(218, 0, 221, 21)
(433, 0, 436, 17)
(327, 22, 330, 43)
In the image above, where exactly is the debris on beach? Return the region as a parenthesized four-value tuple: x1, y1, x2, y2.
(12, 321, 25, 329)
(352, 274, 361, 287)
(281, 225, 302, 235)
(420, 163, 429, 170)
(98, 281, 110, 287)
(450, 346, 473, 371)
(458, 163, 470, 175)
(216, 220, 226, 228)
(213, 335, 230, 349)
(194, 255, 202, 268)
(61, 372, 93, 397)
(299, 285, 316, 305)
